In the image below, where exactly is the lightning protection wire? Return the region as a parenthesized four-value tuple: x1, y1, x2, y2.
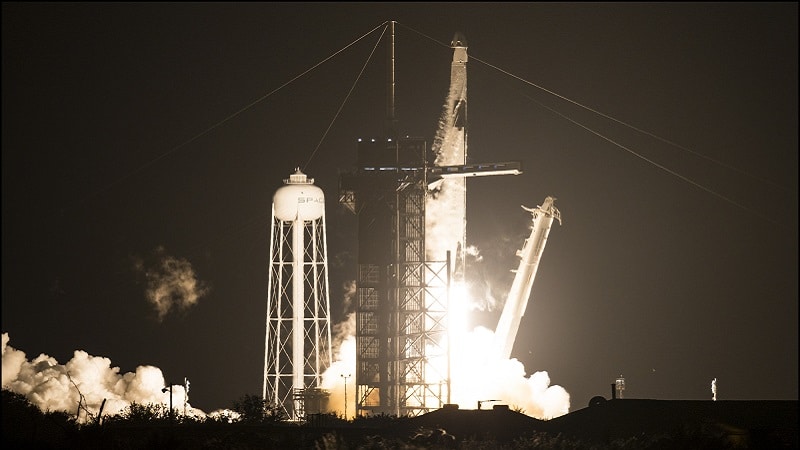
(70, 21, 390, 211)
(301, 22, 389, 171)
(400, 21, 792, 228)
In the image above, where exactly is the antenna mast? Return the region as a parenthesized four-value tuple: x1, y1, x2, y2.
(386, 21, 397, 139)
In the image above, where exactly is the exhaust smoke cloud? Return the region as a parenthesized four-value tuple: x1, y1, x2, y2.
(2, 332, 202, 422)
(132, 247, 209, 321)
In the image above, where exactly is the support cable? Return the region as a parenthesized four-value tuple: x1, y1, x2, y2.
(72, 21, 389, 208)
(522, 92, 786, 229)
(302, 23, 389, 171)
(472, 56, 791, 194)
(398, 22, 791, 206)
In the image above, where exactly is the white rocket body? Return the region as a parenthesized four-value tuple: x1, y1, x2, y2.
(493, 196, 561, 361)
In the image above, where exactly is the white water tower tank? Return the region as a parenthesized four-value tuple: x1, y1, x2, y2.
(273, 168, 325, 221)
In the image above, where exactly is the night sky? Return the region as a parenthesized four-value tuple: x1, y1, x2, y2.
(3, 3, 797, 414)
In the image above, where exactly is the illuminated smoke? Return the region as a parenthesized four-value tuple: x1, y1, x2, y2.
(464, 245, 500, 312)
(442, 237, 571, 418)
(133, 247, 209, 321)
(318, 301, 570, 420)
(340, 279, 357, 311)
(330, 280, 357, 358)
(447, 324, 570, 419)
(319, 281, 358, 418)
(1, 332, 202, 422)
(320, 312, 356, 419)
(426, 90, 467, 266)
(464, 244, 483, 262)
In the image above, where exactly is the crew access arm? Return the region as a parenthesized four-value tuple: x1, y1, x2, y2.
(492, 196, 561, 361)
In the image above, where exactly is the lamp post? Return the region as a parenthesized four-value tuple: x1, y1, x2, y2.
(161, 385, 174, 421)
(340, 374, 351, 419)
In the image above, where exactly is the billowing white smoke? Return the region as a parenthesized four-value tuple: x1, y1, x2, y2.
(427, 86, 467, 266)
(2, 248, 222, 422)
(319, 281, 358, 418)
(447, 325, 570, 419)
(316, 310, 570, 420)
(319, 313, 357, 419)
(463, 245, 501, 312)
(132, 246, 209, 321)
(317, 264, 570, 420)
(1, 332, 203, 422)
(464, 244, 482, 262)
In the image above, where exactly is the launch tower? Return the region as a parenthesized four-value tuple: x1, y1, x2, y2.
(340, 136, 451, 417)
(340, 25, 520, 417)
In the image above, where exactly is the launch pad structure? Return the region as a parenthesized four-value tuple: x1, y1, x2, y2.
(339, 137, 451, 417)
(339, 23, 521, 417)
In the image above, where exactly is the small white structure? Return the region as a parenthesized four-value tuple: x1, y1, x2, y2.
(615, 375, 626, 399)
(712, 377, 717, 401)
(263, 168, 332, 421)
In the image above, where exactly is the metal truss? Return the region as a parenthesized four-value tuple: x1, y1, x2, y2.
(263, 209, 333, 421)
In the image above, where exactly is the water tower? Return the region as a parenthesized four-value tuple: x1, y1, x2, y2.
(263, 168, 332, 421)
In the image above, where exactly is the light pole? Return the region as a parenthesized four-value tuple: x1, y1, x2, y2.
(161, 384, 174, 421)
(340, 374, 351, 419)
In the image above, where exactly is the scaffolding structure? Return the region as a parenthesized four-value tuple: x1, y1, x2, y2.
(340, 137, 450, 417)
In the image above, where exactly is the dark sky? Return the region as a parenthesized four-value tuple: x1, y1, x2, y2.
(3, 2, 797, 414)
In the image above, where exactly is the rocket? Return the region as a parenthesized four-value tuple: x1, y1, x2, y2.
(492, 197, 561, 361)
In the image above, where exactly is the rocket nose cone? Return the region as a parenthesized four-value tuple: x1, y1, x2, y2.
(451, 32, 467, 47)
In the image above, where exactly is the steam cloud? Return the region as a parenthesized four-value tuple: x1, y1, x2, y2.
(317, 279, 570, 420)
(2, 332, 202, 422)
(2, 249, 213, 420)
(320, 313, 357, 419)
(133, 247, 208, 321)
(426, 84, 467, 266)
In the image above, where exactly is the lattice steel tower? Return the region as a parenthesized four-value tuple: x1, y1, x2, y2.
(338, 24, 520, 418)
(338, 22, 453, 418)
(264, 169, 333, 421)
(340, 137, 450, 417)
